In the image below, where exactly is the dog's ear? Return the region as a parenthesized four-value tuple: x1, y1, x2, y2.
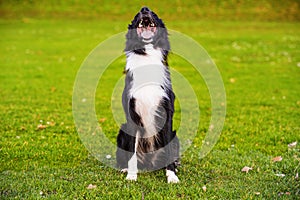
(155, 28, 170, 66)
(125, 29, 145, 54)
(150, 11, 170, 52)
(125, 22, 143, 53)
(153, 27, 170, 54)
(153, 27, 170, 52)
(125, 12, 144, 53)
(128, 12, 141, 29)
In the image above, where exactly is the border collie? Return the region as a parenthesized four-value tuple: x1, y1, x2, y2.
(116, 7, 180, 183)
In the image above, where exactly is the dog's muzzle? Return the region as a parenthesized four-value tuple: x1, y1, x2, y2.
(136, 8, 157, 43)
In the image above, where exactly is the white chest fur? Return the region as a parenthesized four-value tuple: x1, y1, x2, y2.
(125, 44, 168, 137)
(125, 44, 164, 71)
(125, 44, 168, 97)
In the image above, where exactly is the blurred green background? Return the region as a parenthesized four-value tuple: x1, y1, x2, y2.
(1, 0, 299, 21)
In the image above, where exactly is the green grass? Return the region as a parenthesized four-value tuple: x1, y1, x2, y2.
(1, 2, 300, 199)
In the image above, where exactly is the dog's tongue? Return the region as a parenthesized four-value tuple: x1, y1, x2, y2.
(141, 30, 153, 39)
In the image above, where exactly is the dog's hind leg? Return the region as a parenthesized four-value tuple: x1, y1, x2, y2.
(166, 169, 179, 183)
(159, 95, 180, 183)
(166, 131, 180, 183)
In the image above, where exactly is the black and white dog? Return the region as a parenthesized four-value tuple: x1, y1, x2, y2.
(116, 7, 180, 183)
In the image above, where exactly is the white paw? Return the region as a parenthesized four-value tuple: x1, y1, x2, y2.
(166, 170, 179, 183)
(126, 173, 137, 181)
(167, 174, 180, 183)
(121, 168, 128, 173)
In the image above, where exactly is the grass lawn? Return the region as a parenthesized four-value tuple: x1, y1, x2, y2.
(1, 3, 300, 199)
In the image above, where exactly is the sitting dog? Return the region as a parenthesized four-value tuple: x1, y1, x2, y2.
(116, 7, 180, 183)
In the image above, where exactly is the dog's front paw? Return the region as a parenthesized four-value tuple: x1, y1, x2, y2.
(126, 173, 137, 181)
(166, 170, 179, 183)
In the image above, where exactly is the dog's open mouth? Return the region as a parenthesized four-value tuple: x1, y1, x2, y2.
(136, 16, 157, 42)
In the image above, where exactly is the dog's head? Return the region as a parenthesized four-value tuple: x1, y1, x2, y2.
(125, 7, 170, 55)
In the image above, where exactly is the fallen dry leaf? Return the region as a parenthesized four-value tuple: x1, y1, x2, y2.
(99, 118, 106, 123)
(37, 124, 47, 130)
(241, 166, 252, 173)
(272, 156, 283, 162)
(46, 121, 56, 126)
(87, 184, 97, 190)
(278, 192, 291, 196)
(288, 141, 297, 148)
(275, 173, 285, 177)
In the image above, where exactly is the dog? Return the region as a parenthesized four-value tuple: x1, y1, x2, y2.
(116, 7, 180, 183)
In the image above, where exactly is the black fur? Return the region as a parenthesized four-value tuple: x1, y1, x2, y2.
(116, 7, 180, 176)
(124, 7, 170, 60)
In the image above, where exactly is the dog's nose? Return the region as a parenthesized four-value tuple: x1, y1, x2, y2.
(140, 7, 150, 13)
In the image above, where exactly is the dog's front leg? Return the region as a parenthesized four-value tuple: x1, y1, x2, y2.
(126, 152, 138, 181)
(126, 131, 139, 181)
